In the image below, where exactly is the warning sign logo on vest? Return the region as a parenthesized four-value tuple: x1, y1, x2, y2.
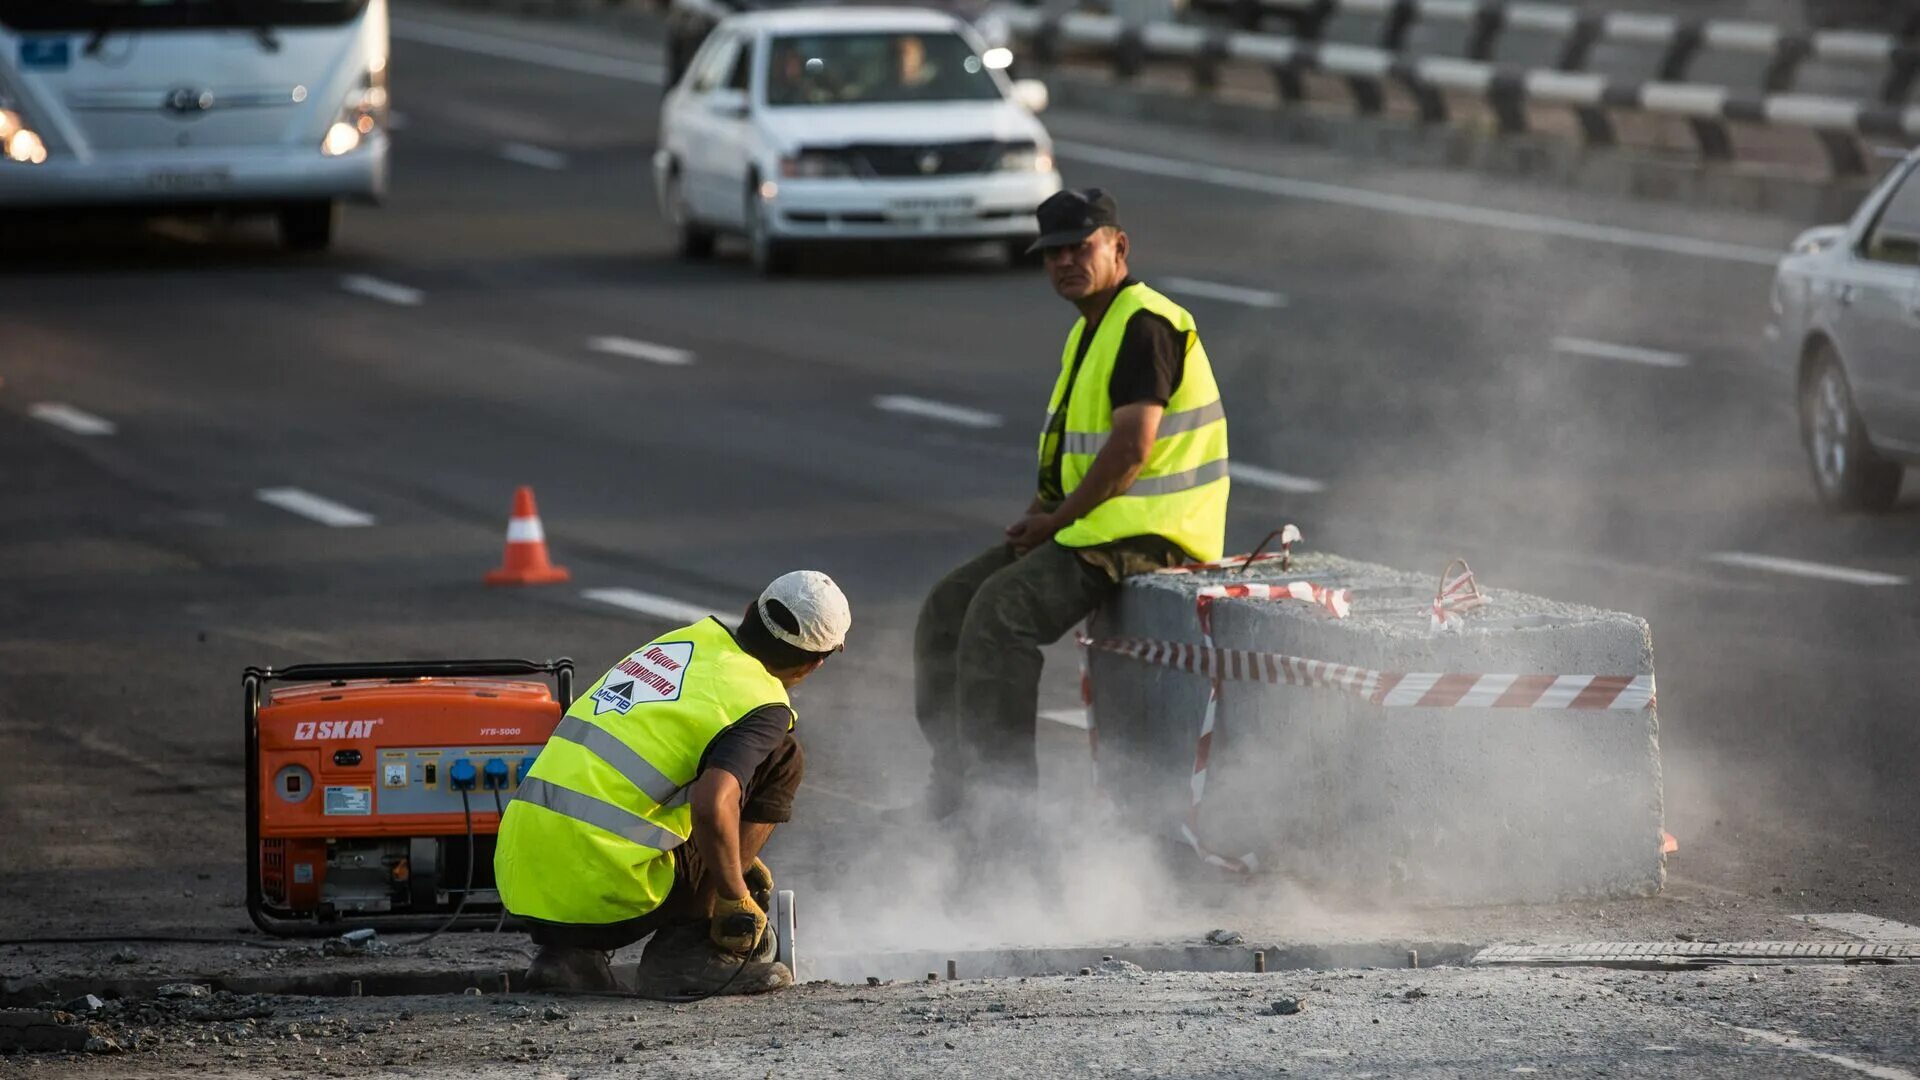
(592, 642, 692, 715)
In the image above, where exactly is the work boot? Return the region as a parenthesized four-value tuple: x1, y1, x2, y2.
(523, 945, 618, 993)
(635, 923, 790, 1000)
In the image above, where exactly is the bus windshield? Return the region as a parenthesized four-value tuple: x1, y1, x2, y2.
(0, 1, 369, 32)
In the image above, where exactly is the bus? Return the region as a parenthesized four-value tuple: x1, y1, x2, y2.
(0, 0, 389, 250)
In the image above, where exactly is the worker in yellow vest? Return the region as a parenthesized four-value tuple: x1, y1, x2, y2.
(905, 187, 1230, 822)
(496, 571, 850, 998)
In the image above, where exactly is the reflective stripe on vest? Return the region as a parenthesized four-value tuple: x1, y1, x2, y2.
(547, 715, 689, 809)
(514, 777, 688, 853)
(1039, 282, 1230, 562)
(1122, 457, 1230, 496)
(1062, 398, 1227, 456)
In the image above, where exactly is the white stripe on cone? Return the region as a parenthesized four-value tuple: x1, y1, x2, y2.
(506, 516, 545, 543)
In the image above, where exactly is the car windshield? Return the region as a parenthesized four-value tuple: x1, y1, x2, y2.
(764, 31, 1001, 107)
(0, 1, 367, 31)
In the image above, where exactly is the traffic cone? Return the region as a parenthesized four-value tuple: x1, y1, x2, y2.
(485, 486, 570, 586)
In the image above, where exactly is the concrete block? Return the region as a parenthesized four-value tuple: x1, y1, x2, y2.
(1087, 553, 1664, 905)
(0, 1010, 90, 1053)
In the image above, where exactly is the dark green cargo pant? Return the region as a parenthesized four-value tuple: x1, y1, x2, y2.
(914, 539, 1182, 803)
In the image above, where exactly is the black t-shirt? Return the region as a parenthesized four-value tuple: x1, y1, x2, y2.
(699, 703, 792, 796)
(1038, 280, 1187, 502)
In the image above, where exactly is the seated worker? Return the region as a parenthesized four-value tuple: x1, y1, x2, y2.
(495, 571, 850, 999)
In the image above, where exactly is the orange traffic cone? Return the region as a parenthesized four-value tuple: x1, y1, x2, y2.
(485, 486, 570, 586)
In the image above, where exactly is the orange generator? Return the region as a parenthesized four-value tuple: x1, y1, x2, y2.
(245, 658, 573, 935)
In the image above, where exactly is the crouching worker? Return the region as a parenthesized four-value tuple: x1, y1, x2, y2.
(495, 571, 850, 999)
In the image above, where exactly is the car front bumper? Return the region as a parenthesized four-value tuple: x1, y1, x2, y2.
(762, 170, 1060, 241)
(0, 135, 389, 208)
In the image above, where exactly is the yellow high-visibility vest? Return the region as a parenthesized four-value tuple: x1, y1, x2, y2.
(1040, 282, 1229, 562)
(495, 617, 791, 925)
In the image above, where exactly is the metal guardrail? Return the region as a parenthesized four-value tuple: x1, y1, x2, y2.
(1002, 5, 1920, 176)
(1190, 0, 1920, 103)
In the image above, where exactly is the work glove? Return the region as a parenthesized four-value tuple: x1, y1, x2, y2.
(744, 858, 773, 904)
(710, 893, 767, 956)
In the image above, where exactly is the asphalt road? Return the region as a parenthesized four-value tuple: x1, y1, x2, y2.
(2, 1, 1919, 1072)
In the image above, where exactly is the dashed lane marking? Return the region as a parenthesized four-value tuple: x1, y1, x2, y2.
(1704, 551, 1908, 587)
(1229, 462, 1327, 494)
(29, 402, 117, 436)
(874, 394, 1004, 429)
(588, 336, 695, 366)
(1056, 141, 1783, 267)
(1040, 708, 1089, 730)
(581, 587, 723, 624)
(391, 19, 665, 85)
(256, 487, 376, 527)
(498, 142, 570, 171)
(340, 274, 425, 306)
(1162, 276, 1288, 309)
(1552, 336, 1691, 368)
(1725, 1024, 1920, 1080)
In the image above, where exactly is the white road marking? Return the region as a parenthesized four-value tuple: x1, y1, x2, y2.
(256, 487, 376, 527)
(588, 336, 695, 366)
(1552, 336, 1691, 368)
(391, 19, 665, 85)
(1704, 551, 1908, 587)
(1162, 276, 1288, 309)
(581, 587, 723, 624)
(1229, 462, 1327, 494)
(1793, 913, 1920, 943)
(1726, 1024, 1920, 1080)
(340, 274, 425, 307)
(1040, 708, 1090, 730)
(29, 402, 116, 436)
(1056, 141, 1783, 267)
(874, 394, 1004, 429)
(498, 142, 570, 171)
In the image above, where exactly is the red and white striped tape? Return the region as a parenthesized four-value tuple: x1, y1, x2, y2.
(1198, 580, 1352, 621)
(1186, 572, 1348, 873)
(1430, 559, 1485, 633)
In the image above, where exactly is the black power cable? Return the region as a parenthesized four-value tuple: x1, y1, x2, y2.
(397, 790, 477, 951)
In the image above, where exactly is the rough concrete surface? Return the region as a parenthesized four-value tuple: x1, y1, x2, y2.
(6, 964, 1920, 1078)
(1089, 553, 1663, 905)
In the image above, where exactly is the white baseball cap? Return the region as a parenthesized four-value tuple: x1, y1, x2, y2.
(757, 570, 851, 653)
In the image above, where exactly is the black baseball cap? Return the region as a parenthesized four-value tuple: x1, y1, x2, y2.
(1027, 187, 1120, 254)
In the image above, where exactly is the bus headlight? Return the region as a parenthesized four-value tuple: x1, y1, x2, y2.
(320, 69, 387, 156)
(0, 109, 49, 165)
(321, 121, 361, 156)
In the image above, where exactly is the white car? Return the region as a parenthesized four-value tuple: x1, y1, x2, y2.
(653, 6, 1061, 273)
(1766, 146, 1920, 512)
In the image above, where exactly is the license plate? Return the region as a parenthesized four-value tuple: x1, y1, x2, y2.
(147, 168, 232, 193)
(890, 196, 973, 214)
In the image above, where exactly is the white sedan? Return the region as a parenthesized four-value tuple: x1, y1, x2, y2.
(653, 6, 1062, 274)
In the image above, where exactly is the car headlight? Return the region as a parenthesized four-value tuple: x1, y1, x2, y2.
(321, 69, 388, 157)
(0, 107, 49, 165)
(779, 151, 854, 179)
(999, 144, 1053, 173)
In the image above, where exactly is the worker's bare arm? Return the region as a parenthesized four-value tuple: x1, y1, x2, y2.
(1009, 402, 1162, 551)
(689, 768, 751, 902)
